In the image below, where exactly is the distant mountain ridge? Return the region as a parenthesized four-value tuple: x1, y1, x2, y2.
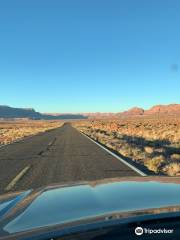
(0, 106, 87, 120)
(117, 104, 180, 116)
(0, 104, 179, 120)
(83, 104, 180, 118)
(145, 104, 180, 115)
(118, 104, 180, 117)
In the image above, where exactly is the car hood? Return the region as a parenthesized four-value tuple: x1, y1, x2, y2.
(0, 177, 180, 238)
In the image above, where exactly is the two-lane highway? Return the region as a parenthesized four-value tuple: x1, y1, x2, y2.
(0, 123, 140, 194)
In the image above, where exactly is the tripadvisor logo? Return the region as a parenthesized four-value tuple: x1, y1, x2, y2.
(135, 227, 143, 236)
(135, 226, 174, 236)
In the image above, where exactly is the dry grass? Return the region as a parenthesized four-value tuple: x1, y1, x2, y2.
(73, 116, 180, 176)
(163, 163, 180, 176)
(0, 120, 63, 145)
(170, 154, 180, 161)
(144, 155, 165, 173)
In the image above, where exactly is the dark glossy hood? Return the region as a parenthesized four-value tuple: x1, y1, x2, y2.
(0, 177, 180, 239)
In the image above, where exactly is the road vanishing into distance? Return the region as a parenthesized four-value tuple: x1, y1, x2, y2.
(0, 123, 140, 194)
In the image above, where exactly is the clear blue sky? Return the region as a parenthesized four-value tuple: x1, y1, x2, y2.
(0, 0, 180, 113)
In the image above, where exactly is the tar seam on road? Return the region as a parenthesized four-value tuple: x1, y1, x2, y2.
(5, 165, 31, 191)
(80, 131, 147, 177)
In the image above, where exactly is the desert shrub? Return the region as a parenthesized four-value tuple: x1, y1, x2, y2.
(144, 146, 154, 154)
(144, 155, 165, 173)
(170, 154, 180, 161)
(155, 148, 165, 153)
(118, 145, 133, 157)
(163, 163, 180, 176)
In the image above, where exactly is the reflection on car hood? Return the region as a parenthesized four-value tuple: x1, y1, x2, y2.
(0, 177, 180, 238)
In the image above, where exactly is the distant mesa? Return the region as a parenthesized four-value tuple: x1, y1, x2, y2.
(145, 104, 180, 115)
(0, 106, 87, 120)
(0, 106, 40, 119)
(120, 107, 144, 116)
(118, 104, 180, 117)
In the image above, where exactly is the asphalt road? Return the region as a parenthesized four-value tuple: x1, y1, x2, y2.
(0, 123, 139, 194)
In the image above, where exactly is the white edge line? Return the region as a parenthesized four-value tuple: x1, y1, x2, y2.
(80, 131, 147, 177)
(5, 165, 31, 191)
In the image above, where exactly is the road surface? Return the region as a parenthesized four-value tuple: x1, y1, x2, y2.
(0, 123, 139, 194)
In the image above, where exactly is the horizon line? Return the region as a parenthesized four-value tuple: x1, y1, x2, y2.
(1, 103, 179, 115)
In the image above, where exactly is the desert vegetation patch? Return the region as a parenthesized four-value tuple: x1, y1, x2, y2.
(74, 116, 180, 176)
(0, 120, 63, 145)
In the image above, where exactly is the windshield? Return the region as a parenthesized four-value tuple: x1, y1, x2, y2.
(0, 0, 180, 213)
(0, 0, 180, 195)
